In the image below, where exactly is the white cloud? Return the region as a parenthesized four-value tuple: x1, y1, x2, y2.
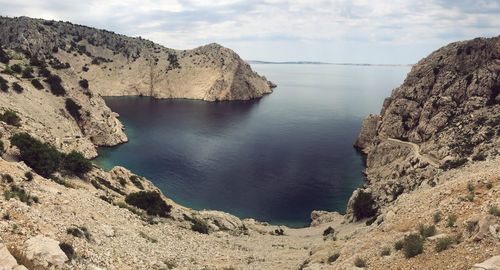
(0, 0, 498, 63)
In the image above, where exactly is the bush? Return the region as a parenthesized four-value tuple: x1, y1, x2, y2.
(446, 214, 457, 227)
(381, 247, 391, 256)
(21, 67, 34, 78)
(401, 234, 424, 258)
(78, 79, 89, 89)
(12, 82, 23, 93)
(11, 133, 62, 177)
(418, 224, 436, 238)
(129, 175, 144, 190)
(0, 47, 9, 64)
(352, 190, 377, 220)
(327, 252, 340, 263)
(65, 98, 82, 121)
(0, 76, 8, 92)
(1, 110, 21, 126)
(24, 171, 33, 181)
(45, 74, 66, 96)
(489, 206, 500, 217)
(31, 79, 44, 90)
(125, 191, 171, 217)
(2, 174, 13, 183)
(66, 226, 91, 240)
(433, 211, 442, 224)
(354, 257, 366, 268)
(3, 185, 36, 205)
(59, 242, 75, 260)
(0, 140, 4, 154)
(38, 66, 51, 77)
(394, 239, 404, 251)
(191, 217, 210, 234)
(435, 236, 455, 252)
(10, 64, 22, 73)
(323, 226, 335, 236)
(61, 151, 92, 176)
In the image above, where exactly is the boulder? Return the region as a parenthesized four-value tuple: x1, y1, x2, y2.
(471, 255, 500, 270)
(0, 243, 27, 270)
(20, 235, 67, 269)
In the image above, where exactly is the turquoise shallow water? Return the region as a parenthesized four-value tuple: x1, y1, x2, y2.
(95, 64, 410, 227)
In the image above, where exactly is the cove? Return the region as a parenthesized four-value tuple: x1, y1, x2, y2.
(95, 64, 410, 227)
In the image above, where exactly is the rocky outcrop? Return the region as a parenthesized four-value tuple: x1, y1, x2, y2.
(472, 256, 500, 270)
(0, 16, 273, 101)
(349, 36, 500, 219)
(19, 236, 68, 269)
(0, 243, 27, 270)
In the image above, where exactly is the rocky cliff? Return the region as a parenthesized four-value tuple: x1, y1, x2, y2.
(350, 36, 500, 218)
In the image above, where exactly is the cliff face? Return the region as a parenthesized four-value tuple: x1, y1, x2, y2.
(0, 16, 273, 101)
(351, 36, 500, 218)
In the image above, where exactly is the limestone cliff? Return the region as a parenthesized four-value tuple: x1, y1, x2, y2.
(350, 36, 500, 218)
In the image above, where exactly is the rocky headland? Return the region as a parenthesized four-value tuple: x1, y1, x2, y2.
(0, 16, 498, 270)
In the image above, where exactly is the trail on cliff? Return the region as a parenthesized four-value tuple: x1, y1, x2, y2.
(381, 135, 442, 167)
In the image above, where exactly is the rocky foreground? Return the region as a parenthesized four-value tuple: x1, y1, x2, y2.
(0, 16, 498, 270)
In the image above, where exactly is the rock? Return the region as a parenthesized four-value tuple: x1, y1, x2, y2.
(474, 215, 497, 241)
(20, 235, 68, 269)
(199, 210, 244, 232)
(0, 243, 27, 270)
(310, 211, 343, 227)
(102, 225, 115, 237)
(427, 233, 449, 241)
(354, 114, 381, 153)
(471, 255, 500, 270)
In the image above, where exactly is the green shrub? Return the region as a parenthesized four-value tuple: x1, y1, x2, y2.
(489, 206, 500, 217)
(10, 64, 22, 73)
(65, 98, 82, 121)
(31, 79, 44, 90)
(327, 252, 340, 263)
(38, 66, 51, 77)
(0, 47, 9, 64)
(401, 234, 424, 258)
(3, 185, 36, 205)
(59, 242, 75, 260)
(12, 82, 23, 93)
(61, 151, 92, 176)
(381, 246, 391, 256)
(125, 191, 171, 217)
(118, 177, 127, 186)
(129, 175, 144, 190)
(1, 110, 21, 126)
(433, 211, 442, 224)
(191, 217, 210, 234)
(394, 239, 404, 251)
(11, 133, 62, 177)
(0, 76, 8, 92)
(21, 67, 34, 78)
(446, 214, 457, 227)
(45, 74, 66, 96)
(418, 224, 436, 238)
(435, 236, 455, 252)
(323, 226, 335, 236)
(2, 174, 13, 183)
(24, 171, 33, 181)
(78, 79, 89, 89)
(0, 140, 4, 154)
(352, 190, 377, 220)
(2, 66, 15, 76)
(466, 220, 477, 233)
(354, 257, 366, 267)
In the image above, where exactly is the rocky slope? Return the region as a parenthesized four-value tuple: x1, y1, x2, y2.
(0, 15, 498, 270)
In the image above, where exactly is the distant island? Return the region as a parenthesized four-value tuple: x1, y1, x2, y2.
(247, 60, 413, 66)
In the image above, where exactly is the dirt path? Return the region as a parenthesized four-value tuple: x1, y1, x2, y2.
(381, 136, 441, 167)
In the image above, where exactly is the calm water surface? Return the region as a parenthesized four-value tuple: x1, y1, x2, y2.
(95, 64, 410, 227)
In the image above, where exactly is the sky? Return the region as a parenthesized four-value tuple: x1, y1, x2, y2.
(0, 0, 499, 64)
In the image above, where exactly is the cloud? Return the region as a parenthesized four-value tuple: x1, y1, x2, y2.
(0, 0, 498, 63)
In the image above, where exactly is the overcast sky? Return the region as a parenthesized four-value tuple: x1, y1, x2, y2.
(0, 0, 498, 64)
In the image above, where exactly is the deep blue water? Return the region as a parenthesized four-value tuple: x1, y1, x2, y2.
(95, 64, 410, 227)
